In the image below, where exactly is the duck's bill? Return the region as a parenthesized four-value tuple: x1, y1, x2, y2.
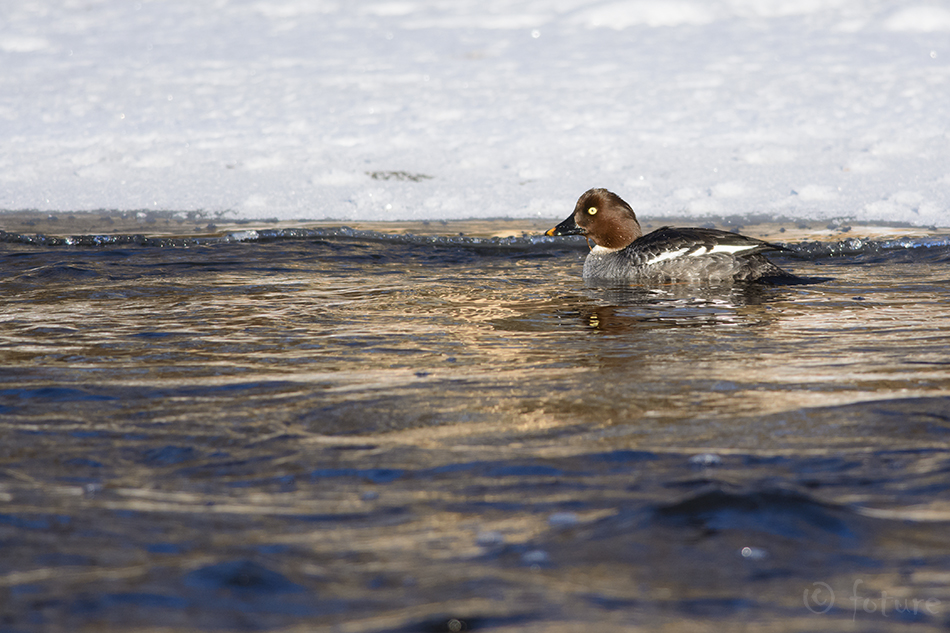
(545, 213, 585, 237)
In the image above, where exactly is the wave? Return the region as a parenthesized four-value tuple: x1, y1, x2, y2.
(791, 236, 950, 261)
(2, 227, 949, 261)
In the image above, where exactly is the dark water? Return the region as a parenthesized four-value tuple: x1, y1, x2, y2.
(1, 226, 950, 632)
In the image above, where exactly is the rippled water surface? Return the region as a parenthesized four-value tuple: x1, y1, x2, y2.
(2, 225, 950, 632)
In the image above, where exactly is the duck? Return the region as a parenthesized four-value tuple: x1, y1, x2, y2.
(545, 188, 796, 283)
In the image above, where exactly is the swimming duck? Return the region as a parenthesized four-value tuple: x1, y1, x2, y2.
(546, 188, 795, 283)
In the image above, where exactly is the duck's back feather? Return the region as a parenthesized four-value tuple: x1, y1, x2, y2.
(583, 227, 793, 283)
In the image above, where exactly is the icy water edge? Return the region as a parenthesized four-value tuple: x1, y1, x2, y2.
(1, 221, 950, 632)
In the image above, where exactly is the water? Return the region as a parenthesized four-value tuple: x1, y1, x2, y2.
(1, 221, 950, 632)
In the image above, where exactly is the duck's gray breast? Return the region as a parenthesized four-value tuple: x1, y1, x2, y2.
(583, 249, 782, 283)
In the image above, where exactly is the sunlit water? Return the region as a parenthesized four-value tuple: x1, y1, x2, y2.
(1, 225, 950, 632)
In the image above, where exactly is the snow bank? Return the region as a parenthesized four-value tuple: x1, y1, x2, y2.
(1, 0, 948, 224)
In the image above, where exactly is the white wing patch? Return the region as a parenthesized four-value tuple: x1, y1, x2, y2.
(645, 248, 689, 265)
(646, 243, 758, 265)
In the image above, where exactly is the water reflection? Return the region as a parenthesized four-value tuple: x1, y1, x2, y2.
(0, 235, 949, 631)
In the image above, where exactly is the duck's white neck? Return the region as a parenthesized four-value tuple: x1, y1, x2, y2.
(590, 245, 624, 255)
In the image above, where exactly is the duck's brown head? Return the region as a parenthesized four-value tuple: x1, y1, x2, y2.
(545, 188, 643, 249)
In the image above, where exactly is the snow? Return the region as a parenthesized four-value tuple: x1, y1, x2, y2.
(1, 0, 948, 225)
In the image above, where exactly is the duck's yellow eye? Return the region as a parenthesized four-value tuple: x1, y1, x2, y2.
(587, 206, 598, 215)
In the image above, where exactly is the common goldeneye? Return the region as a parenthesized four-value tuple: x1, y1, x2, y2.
(546, 188, 796, 283)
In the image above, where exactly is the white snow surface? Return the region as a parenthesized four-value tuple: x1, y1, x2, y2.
(1, 0, 949, 224)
